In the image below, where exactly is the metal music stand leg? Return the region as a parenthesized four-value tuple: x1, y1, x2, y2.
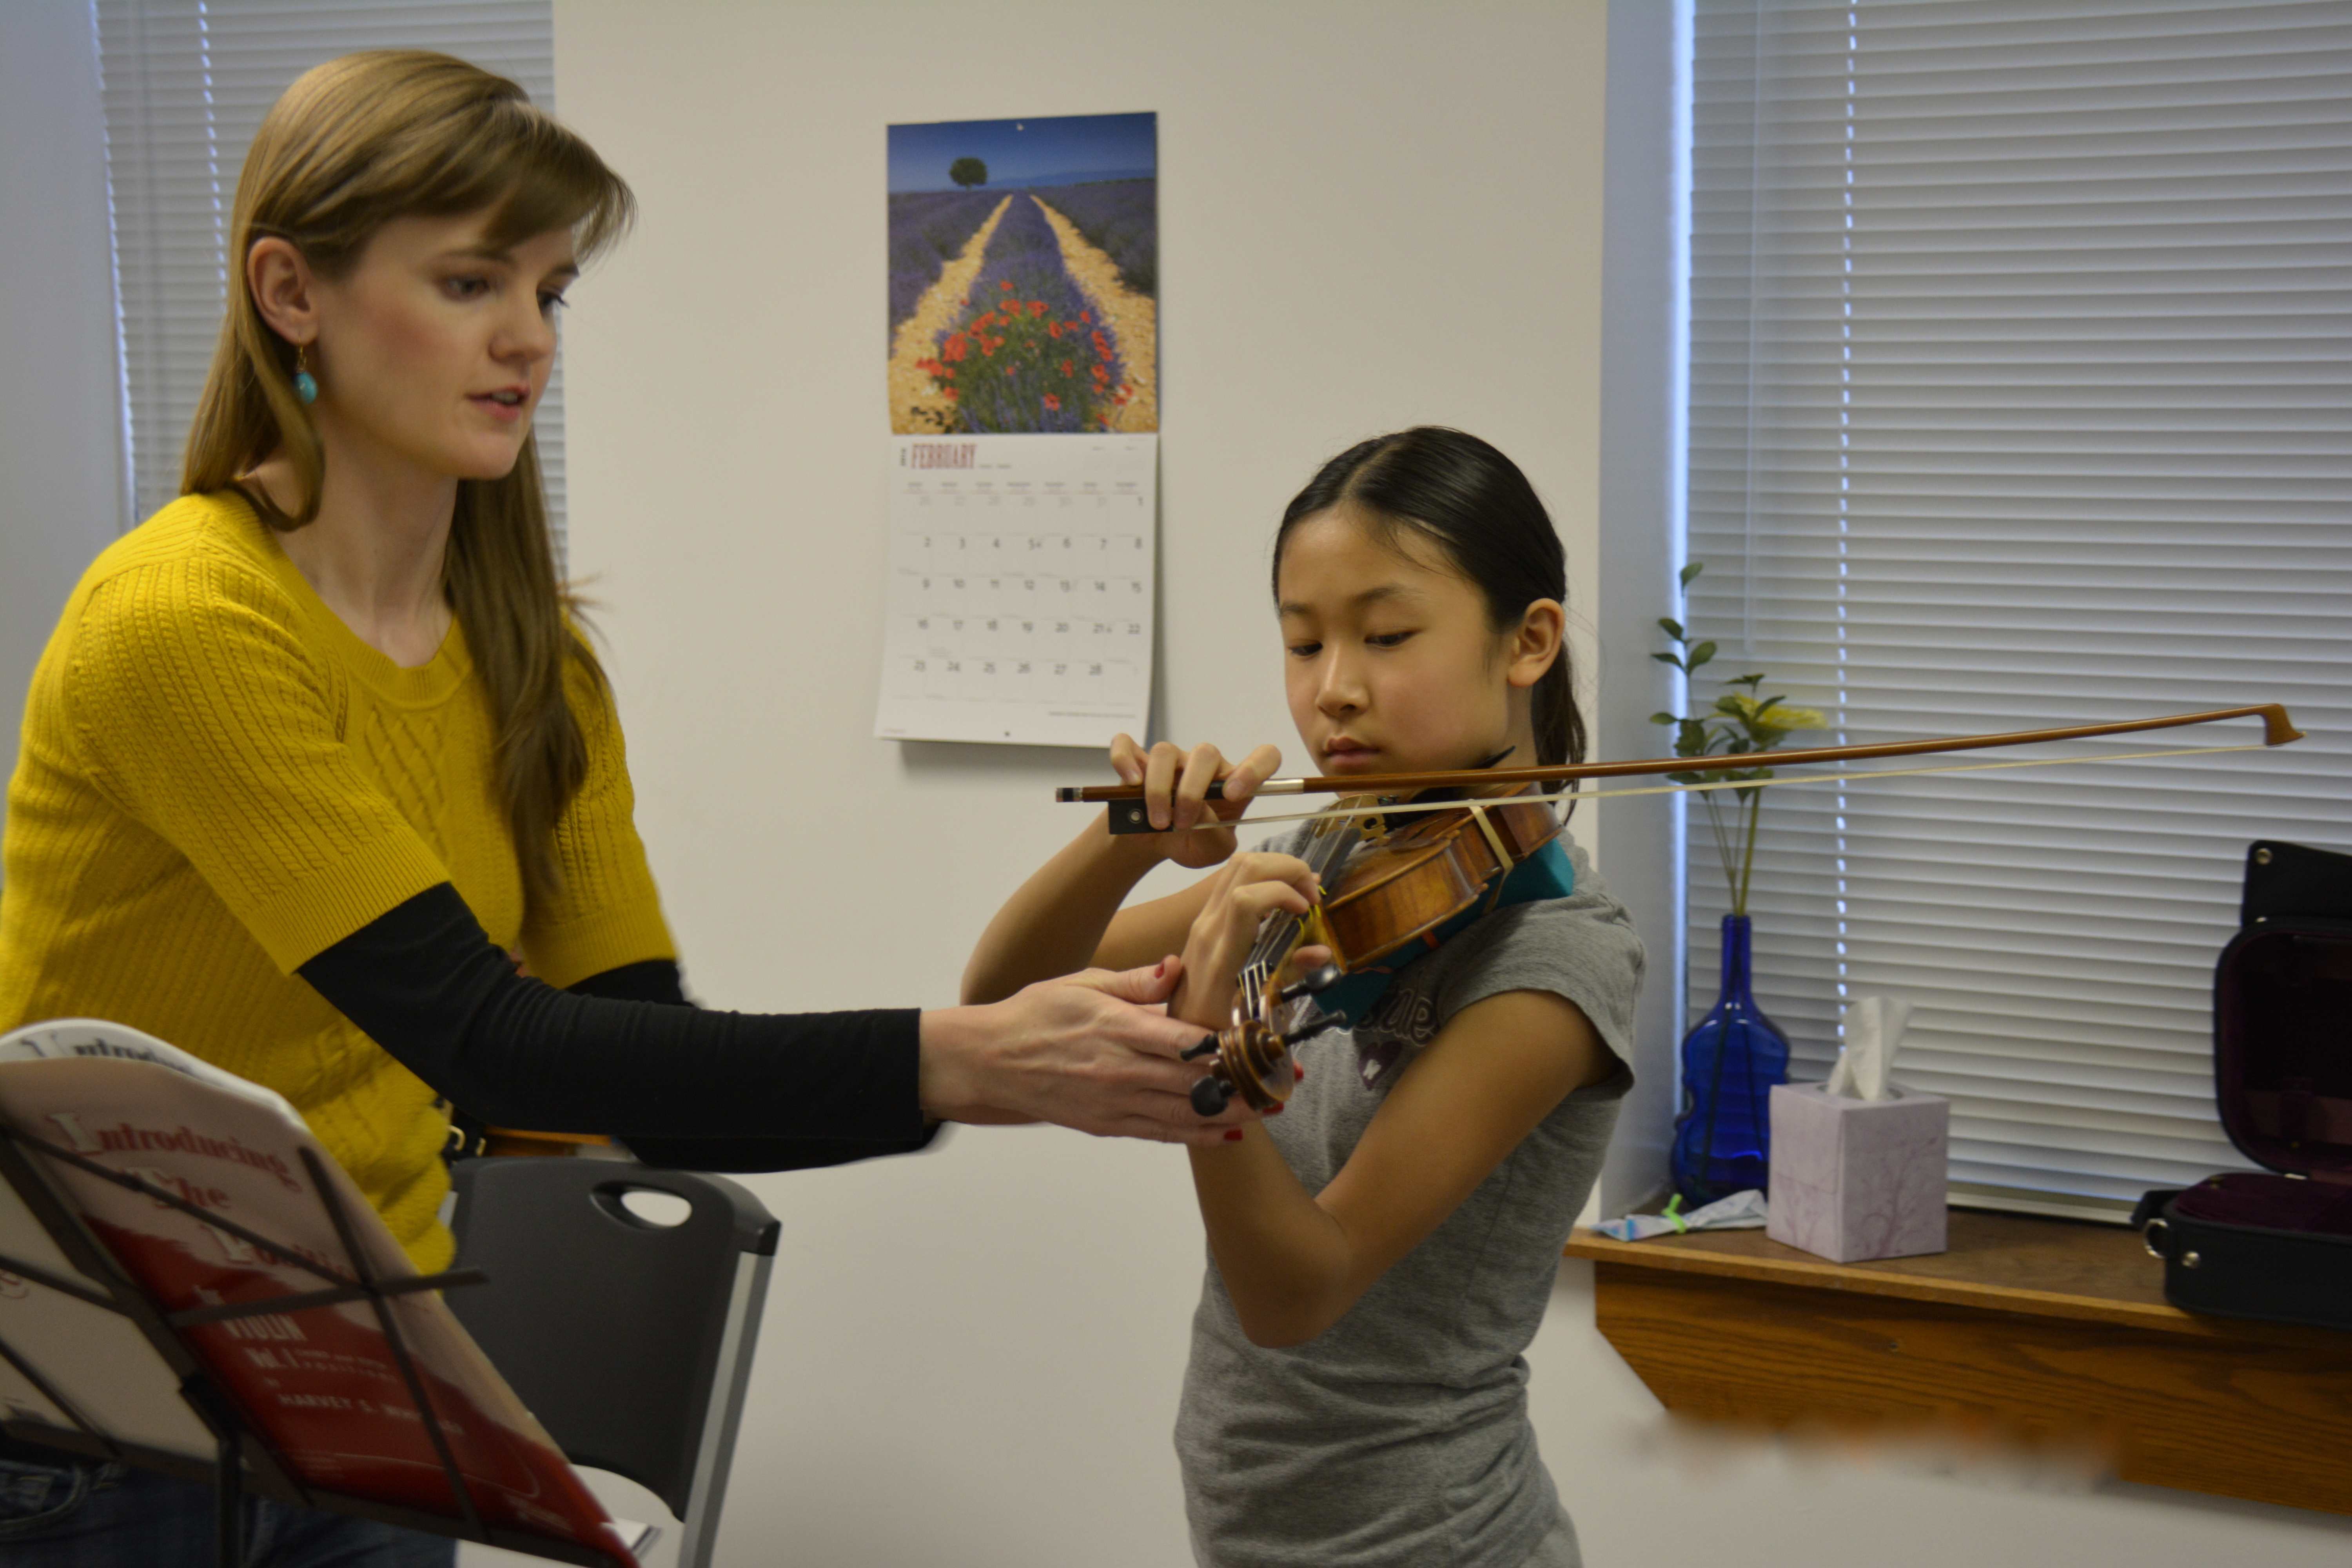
(171, 1372, 256, 1568)
(216, 1426, 245, 1568)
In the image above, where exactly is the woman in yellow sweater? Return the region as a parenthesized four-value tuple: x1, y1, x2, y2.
(0, 51, 1236, 1567)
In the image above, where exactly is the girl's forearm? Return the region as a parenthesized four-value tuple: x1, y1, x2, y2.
(962, 812, 1163, 1002)
(1188, 1127, 1357, 1348)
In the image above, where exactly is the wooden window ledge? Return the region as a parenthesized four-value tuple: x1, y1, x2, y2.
(1564, 1209, 2352, 1516)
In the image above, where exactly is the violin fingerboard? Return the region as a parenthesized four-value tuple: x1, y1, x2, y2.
(1235, 816, 1362, 1021)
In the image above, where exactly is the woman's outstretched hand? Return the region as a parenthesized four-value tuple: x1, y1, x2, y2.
(1109, 735, 1281, 869)
(918, 957, 1253, 1144)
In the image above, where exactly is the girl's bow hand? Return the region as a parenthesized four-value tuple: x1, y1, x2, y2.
(1168, 852, 1322, 1029)
(1108, 735, 1281, 869)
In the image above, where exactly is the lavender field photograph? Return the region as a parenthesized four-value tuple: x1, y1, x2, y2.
(886, 112, 1157, 436)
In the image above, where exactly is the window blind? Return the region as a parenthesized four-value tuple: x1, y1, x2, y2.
(1687, 0, 2352, 1213)
(93, 0, 569, 557)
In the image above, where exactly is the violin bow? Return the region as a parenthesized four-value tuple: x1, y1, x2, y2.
(1056, 704, 2306, 834)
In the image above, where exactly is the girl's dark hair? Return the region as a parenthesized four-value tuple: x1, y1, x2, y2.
(1272, 427, 1585, 768)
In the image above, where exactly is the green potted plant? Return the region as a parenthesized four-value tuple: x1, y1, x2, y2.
(1653, 563, 1824, 1201)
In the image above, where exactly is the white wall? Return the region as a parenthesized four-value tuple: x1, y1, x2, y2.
(0, 0, 125, 792)
(547, 3, 2350, 1565)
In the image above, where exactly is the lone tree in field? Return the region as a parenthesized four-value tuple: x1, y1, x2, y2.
(948, 157, 989, 189)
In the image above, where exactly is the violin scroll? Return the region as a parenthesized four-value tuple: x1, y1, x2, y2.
(1187, 964, 1348, 1119)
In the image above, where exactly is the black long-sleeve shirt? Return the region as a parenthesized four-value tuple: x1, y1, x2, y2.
(298, 884, 937, 1171)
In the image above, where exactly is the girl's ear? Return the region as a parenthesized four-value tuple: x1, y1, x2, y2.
(1504, 599, 1566, 690)
(247, 236, 320, 349)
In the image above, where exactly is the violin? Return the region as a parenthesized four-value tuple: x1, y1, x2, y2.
(1169, 779, 1569, 1116)
(1062, 704, 2305, 1119)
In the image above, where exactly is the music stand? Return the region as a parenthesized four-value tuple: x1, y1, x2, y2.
(0, 1104, 630, 1568)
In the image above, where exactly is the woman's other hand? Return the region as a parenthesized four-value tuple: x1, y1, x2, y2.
(919, 958, 1250, 1144)
(1109, 734, 1280, 869)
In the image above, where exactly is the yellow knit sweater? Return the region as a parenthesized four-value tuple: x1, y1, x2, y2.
(0, 492, 674, 1270)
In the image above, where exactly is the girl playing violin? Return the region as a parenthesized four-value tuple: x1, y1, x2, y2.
(965, 427, 1642, 1568)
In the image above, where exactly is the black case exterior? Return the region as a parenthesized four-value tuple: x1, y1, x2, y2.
(2133, 841, 2352, 1333)
(2131, 1184, 2352, 1331)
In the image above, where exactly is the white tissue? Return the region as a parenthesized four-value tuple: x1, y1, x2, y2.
(1594, 1188, 1768, 1242)
(1824, 995, 1912, 1101)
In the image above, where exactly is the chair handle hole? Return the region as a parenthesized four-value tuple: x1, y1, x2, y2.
(598, 1185, 694, 1229)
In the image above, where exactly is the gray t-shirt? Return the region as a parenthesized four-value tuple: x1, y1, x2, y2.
(1175, 831, 1642, 1568)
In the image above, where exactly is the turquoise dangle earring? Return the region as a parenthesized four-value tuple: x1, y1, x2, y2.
(293, 344, 318, 405)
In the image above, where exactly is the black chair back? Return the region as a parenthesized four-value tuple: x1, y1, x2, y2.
(447, 1159, 777, 1536)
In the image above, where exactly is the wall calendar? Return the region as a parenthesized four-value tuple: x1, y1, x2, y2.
(878, 111, 1159, 746)
(874, 433, 1155, 746)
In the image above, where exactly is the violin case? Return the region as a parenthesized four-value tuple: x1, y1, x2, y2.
(2131, 840, 2352, 1332)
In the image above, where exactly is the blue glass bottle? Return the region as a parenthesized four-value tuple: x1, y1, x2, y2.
(1670, 914, 1791, 1204)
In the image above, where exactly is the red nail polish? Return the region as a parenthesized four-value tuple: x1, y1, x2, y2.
(1223, 1129, 1243, 1142)
(1294, 1064, 1306, 1081)
(1265, 1103, 1284, 1116)
(1154, 958, 1167, 978)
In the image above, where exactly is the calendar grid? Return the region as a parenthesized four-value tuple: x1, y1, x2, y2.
(875, 434, 1156, 746)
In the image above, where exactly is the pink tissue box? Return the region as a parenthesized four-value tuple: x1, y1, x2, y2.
(1766, 1082, 1949, 1263)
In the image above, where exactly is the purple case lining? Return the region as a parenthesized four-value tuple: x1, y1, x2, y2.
(2211, 926, 2352, 1181)
(2171, 1171, 2352, 1238)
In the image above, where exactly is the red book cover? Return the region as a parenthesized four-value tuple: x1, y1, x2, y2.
(0, 1023, 635, 1567)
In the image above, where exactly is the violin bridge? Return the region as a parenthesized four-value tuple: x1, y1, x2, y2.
(1466, 804, 1516, 874)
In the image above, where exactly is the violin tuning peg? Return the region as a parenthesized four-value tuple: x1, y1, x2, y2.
(1281, 1010, 1347, 1047)
(1191, 1075, 1233, 1118)
(1279, 964, 1344, 1002)
(1180, 1034, 1221, 1062)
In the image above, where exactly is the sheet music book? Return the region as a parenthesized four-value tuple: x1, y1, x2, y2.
(0, 1020, 636, 1567)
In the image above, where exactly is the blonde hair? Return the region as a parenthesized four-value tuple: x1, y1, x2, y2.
(183, 51, 635, 904)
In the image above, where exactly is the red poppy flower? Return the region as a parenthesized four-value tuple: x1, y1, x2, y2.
(1060, 359, 1073, 376)
(1029, 301, 1046, 318)
(1001, 280, 1014, 291)
(1043, 394, 1061, 412)
(1048, 322, 1062, 339)
(944, 387, 959, 400)
(1080, 310, 1092, 324)
(944, 335, 968, 362)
